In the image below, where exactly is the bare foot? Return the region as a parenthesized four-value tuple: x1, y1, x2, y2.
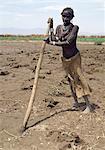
(71, 103, 80, 111)
(83, 105, 93, 114)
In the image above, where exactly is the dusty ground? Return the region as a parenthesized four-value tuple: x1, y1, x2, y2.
(0, 41, 105, 150)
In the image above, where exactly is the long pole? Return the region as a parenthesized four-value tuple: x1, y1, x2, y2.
(21, 20, 51, 132)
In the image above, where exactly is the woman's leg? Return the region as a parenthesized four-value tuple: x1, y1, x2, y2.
(68, 77, 79, 108)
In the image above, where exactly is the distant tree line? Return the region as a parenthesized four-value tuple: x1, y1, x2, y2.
(0, 34, 105, 38)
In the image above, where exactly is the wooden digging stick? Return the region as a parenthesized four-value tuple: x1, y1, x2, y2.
(21, 18, 52, 132)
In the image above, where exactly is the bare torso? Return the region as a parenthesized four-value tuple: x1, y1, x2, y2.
(55, 23, 79, 58)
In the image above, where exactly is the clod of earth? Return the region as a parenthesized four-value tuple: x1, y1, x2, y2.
(7, 57, 16, 61)
(32, 57, 36, 60)
(21, 85, 33, 90)
(47, 130, 83, 150)
(48, 89, 65, 97)
(39, 75, 46, 79)
(59, 142, 71, 150)
(46, 70, 51, 75)
(44, 98, 59, 108)
(0, 70, 9, 75)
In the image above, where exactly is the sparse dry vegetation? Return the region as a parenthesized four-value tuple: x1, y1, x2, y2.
(0, 34, 105, 43)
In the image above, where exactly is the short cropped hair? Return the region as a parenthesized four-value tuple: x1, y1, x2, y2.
(61, 7, 74, 19)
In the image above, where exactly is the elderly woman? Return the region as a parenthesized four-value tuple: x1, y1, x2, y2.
(44, 7, 93, 113)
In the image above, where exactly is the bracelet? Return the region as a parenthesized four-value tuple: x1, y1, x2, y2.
(53, 41, 56, 45)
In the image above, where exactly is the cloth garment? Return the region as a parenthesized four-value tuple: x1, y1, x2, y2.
(61, 52, 91, 98)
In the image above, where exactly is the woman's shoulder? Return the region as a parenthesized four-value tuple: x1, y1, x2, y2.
(73, 25, 79, 30)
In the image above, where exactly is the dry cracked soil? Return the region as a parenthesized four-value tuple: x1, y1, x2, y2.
(0, 41, 105, 150)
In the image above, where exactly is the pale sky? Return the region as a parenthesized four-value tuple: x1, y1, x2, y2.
(0, 0, 105, 35)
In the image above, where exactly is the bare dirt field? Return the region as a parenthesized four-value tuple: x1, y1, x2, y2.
(0, 41, 105, 150)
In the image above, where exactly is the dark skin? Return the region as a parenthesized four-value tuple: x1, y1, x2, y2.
(45, 10, 93, 113)
(45, 11, 78, 106)
(45, 10, 80, 107)
(45, 10, 79, 59)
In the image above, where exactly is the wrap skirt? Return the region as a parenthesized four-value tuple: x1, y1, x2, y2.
(61, 52, 91, 98)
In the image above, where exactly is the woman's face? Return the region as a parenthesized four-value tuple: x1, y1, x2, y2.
(62, 10, 72, 26)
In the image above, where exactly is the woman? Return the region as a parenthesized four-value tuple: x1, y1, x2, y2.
(44, 7, 93, 113)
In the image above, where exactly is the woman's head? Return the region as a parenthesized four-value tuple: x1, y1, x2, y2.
(61, 7, 74, 26)
(61, 7, 74, 19)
